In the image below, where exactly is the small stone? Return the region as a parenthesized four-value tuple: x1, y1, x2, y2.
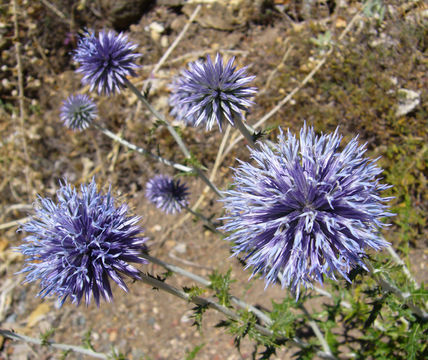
(149, 22, 165, 34)
(174, 243, 186, 254)
(109, 330, 118, 342)
(160, 35, 168, 48)
(396, 88, 420, 117)
(170, 17, 186, 32)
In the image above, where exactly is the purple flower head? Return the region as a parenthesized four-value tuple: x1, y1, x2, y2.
(73, 30, 140, 95)
(18, 179, 148, 306)
(60, 94, 97, 131)
(169, 53, 257, 131)
(221, 125, 393, 297)
(146, 175, 189, 214)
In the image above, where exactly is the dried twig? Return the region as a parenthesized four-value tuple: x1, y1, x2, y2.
(0, 216, 30, 230)
(12, 0, 31, 201)
(150, 5, 202, 79)
(259, 39, 293, 95)
(0, 329, 108, 359)
(219, 8, 366, 166)
(39, 0, 72, 26)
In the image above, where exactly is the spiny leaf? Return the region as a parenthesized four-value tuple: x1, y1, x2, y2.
(363, 297, 385, 329)
(209, 268, 236, 307)
(82, 328, 95, 351)
(185, 343, 205, 360)
(183, 285, 206, 300)
(40, 328, 55, 347)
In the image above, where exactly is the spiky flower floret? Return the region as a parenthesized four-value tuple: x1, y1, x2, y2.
(18, 179, 148, 306)
(60, 94, 97, 131)
(146, 175, 189, 214)
(74, 30, 140, 95)
(169, 53, 257, 131)
(221, 125, 393, 296)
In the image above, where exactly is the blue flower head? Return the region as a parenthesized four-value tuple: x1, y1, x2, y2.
(74, 30, 140, 95)
(221, 125, 393, 296)
(146, 175, 189, 214)
(169, 53, 257, 131)
(18, 179, 148, 306)
(60, 94, 97, 131)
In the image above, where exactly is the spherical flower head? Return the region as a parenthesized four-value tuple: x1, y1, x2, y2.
(169, 53, 257, 131)
(146, 175, 189, 214)
(18, 179, 148, 306)
(73, 30, 140, 95)
(60, 94, 97, 131)
(221, 125, 393, 297)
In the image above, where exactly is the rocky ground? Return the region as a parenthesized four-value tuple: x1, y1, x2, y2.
(0, 1, 427, 359)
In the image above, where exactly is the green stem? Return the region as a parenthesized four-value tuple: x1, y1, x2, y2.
(234, 116, 256, 148)
(139, 272, 276, 338)
(184, 205, 223, 235)
(365, 260, 428, 320)
(125, 79, 222, 198)
(0, 329, 108, 359)
(142, 252, 270, 325)
(94, 123, 192, 173)
(141, 271, 336, 359)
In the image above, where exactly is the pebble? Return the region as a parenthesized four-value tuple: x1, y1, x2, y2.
(109, 329, 118, 342)
(160, 35, 168, 48)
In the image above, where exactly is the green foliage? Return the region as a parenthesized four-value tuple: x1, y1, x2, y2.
(60, 349, 71, 360)
(209, 268, 236, 307)
(40, 328, 55, 347)
(185, 343, 205, 360)
(82, 328, 95, 351)
(183, 153, 207, 172)
(183, 285, 206, 301)
(292, 346, 317, 360)
(363, 0, 386, 23)
(269, 297, 299, 338)
(0, 99, 16, 114)
(191, 304, 208, 331)
(310, 30, 332, 52)
(108, 347, 127, 360)
(216, 310, 274, 351)
(321, 254, 428, 360)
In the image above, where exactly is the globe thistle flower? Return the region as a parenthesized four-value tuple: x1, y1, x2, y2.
(169, 53, 257, 131)
(60, 94, 97, 131)
(73, 30, 140, 95)
(146, 175, 189, 214)
(221, 125, 393, 296)
(18, 179, 148, 306)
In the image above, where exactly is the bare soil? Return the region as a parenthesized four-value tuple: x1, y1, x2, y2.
(1, 1, 427, 360)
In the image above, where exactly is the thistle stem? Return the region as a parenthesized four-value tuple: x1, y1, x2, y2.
(0, 329, 108, 359)
(365, 260, 428, 320)
(233, 116, 256, 148)
(124, 79, 222, 198)
(93, 123, 192, 173)
(139, 272, 274, 336)
(141, 252, 270, 325)
(184, 205, 223, 235)
(139, 269, 335, 359)
(300, 304, 336, 359)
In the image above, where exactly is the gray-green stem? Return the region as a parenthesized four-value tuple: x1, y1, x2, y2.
(93, 123, 192, 173)
(233, 116, 256, 148)
(124, 79, 222, 198)
(365, 260, 428, 320)
(141, 253, 337, 360)
(139, 272, 275, 338)
(184, 205, 223, 235)
(0, 329, 108, 359)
